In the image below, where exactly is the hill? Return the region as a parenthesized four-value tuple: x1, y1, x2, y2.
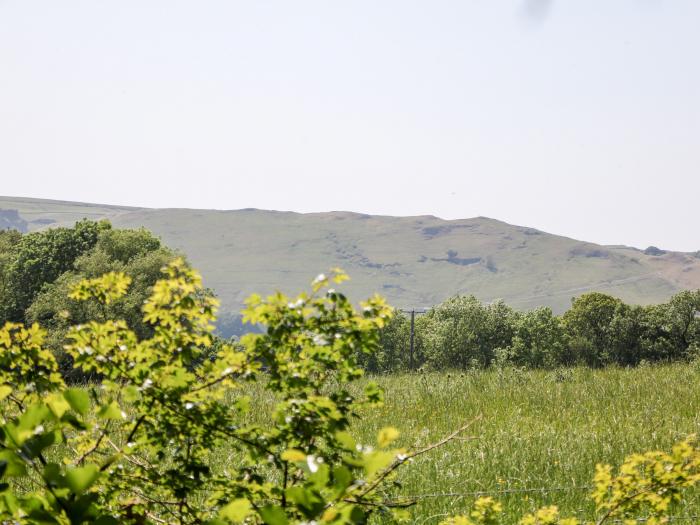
(1, 196, 699, 318)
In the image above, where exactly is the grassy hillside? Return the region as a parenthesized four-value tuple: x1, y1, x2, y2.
(1, 196, 698, 316)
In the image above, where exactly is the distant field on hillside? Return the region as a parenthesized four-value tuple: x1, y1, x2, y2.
(1, 196, 699, 318)
(231, 364, 700, 523)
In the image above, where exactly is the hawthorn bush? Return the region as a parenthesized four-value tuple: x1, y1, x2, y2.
(1, 261, 699, 524)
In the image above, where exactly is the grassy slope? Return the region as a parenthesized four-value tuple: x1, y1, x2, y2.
(1, 196, 699, 315)
(233, 364, 700, 523)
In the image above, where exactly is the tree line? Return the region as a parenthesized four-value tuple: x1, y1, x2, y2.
(366, 290, 700, 372)
(3, 220, 698, 377)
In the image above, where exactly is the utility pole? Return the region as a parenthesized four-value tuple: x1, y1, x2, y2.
(409, 309, 415, 370)
(400, 309, 427, 370)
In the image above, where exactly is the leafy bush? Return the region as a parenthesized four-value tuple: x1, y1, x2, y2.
(0, 262, 467, 523)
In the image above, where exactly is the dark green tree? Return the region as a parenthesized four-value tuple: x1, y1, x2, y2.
(0, 229, 22, 300)
(0, 220, 109, 323)
(505, 307, 569, 368)
(563, 292, 627, 366)
(362, 309, 412, 372)
(421, 296, 519, 369)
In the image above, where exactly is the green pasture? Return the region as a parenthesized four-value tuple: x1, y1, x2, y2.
(228, 363, 700, 523)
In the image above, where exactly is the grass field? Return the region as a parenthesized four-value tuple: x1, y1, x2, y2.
(231, 363, 700, 523)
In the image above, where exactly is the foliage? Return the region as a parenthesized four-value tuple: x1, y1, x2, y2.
(419, 297, 518, 370)
(503, 307, 568, 368)
(359, 310, 411, 373)
(0, 229, 22, 301)
(563, 293, 632, 366)
(375, 290, 700, 372)
(0, 262, 474, 524)
(0, 219, 108, 323)
(0, 223, 180, 377)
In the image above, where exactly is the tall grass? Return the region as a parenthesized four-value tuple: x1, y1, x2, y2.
(223, 363, 700, 523)
(358, 364, 700, 522)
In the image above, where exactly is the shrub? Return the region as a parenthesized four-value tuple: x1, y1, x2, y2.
(0, 262, 475, 523)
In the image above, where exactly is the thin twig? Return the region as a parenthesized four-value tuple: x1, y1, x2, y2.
(344, 415, 481, 508)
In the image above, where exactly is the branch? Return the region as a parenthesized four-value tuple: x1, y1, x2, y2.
(349, 415, 481, 504)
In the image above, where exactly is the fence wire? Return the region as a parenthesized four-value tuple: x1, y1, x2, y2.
(382, 483, 700, 524)
(398, 484, 593, 500)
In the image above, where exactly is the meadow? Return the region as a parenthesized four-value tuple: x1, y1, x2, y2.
(233, 363, 700, 523)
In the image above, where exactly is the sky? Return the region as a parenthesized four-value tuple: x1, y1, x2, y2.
(0, 1, 698, 251)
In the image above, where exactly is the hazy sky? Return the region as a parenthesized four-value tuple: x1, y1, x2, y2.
(1, 1, 698, 251)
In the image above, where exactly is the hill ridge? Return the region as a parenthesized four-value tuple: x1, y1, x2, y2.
(1, 195, 698, 316)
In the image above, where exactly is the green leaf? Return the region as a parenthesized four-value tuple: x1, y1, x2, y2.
(377, 426, 400, 448)
(363, 450, 396, 478)
(332, 465, 353, 494)
(97, 401, 123, 420)
(281, 449, 306, 463)
(64, 388, 90, 415)
(42, 463, 63, 487)
(286, 486, 324, 518)
(17, 403, 50, 436)
(65, 464, 100, 495)
(335, 431, 356, 451)
(23, 430, 61, 459)
(259, 505, 289, 525)
(47, 393, 71, 418)
(219, 498, 252, 522)
(308, 463, 330, 491)
(62, 412, 88, 431)
(364, 382, 384, 405)
(122, 385, 140, 403)
(0, 451, 27, 477)
(0, 385, 12, 402)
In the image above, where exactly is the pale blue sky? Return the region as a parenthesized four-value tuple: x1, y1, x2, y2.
(1, 1, 698, 251)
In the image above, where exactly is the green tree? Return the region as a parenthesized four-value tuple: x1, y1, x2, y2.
(505, 307, 568, 368)
(663, 290, 700, 356)
(563, 293, 628, 366)
(421, 296, 519, 369)
(0, 229, 22, 300)
(0, 220, 109, 324)
(363, 309, 412, 372)
(24, 227, 178, 376)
